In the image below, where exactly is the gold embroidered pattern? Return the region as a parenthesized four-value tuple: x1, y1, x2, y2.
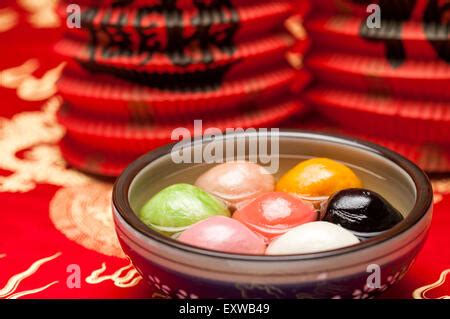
(17, 62, 66, 101)
(18, 0, 60, 28)
(0, 59, 40, 89)
(0, 7, 18, 33)
(86, 262, 142, 288)
(433, 179, 450, 194)
(432, 178, 450, 204)
(0, 252, 61, 299)
(413, 269, 450, 299)
(0, 97, 90, 192)
(6, 281, 59, 299)
(0, 60, 65, 101)
(49, 183, 125, 258)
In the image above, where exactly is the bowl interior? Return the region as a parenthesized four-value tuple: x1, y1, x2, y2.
(129, 133, 416, 222)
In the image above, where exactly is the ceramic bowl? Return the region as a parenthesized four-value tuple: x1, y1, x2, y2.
(112, 131, 433, 299)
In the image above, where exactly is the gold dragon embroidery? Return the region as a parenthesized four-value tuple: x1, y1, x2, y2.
(0, 96, 90, 192)
(0, 60, 90, 192)
(18, 0, 60, 28)
(86, 262, 142, 288)
(0, 7, 18, 33)
(49, 182, 126, 258)
(432, 179, 450, 204)
(0, 252, 61, 299)
(413, 269, 450, 299)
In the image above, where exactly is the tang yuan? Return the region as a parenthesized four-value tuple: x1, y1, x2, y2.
(266, 221, 359, 255)
(322, 188, 404, 239)
(233, 192, 317, 240)
(276, 158, 362, 198)
(178, 216, 266, 255)
(195, 161, 275, 209)
(139, 183, 230, 235)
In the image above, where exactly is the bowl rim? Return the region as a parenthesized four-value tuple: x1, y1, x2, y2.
(112, 130, 433, 262)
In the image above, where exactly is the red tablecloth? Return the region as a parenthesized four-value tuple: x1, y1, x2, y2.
(0, 1, 449, 299)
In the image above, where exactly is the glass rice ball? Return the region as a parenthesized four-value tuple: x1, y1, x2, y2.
(139, 183, 230, 234)
(266, 221, 359, 255)
(195, 161, 275, 210)
(233, 192, 317, 240)
(322, 188, 404, 239)
(178, 216, 267, 255)
(276, 158, 362, 198)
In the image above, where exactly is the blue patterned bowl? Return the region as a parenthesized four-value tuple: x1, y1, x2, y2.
(112, 131, 433, 299)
